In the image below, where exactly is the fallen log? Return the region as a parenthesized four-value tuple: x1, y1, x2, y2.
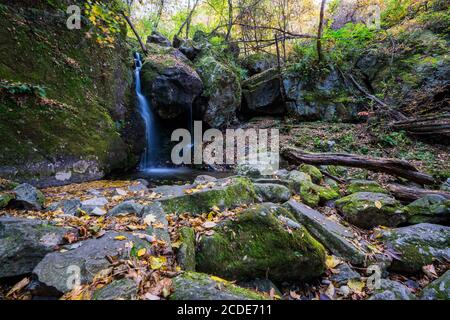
(387, 183, 450, 202)
(281, 147, 435, 185)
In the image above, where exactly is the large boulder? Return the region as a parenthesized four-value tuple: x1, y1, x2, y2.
(240, 53, 278, 76)
(242, 69, 285, 115)
(0, 216, 71, 278)
(170, 272, 267, 300)
(194, 53, 241, 128)
(141, 44, 203, 119)
(285, 200, 368, 265)
(404, 195, 449, 225)
(196, 203, 327, 283)
(420, 270, 450, 300)
(283, 69, 360, 122)
(146, 31, 171, 47)
(32, 231, 151, 296)
(335, 192, 405, 229)
(377, 224, 450, 273)
(173, 35, 201, 61)
(10, 183, 45, 210)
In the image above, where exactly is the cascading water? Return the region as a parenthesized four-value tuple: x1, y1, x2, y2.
(134, 52, 158, 170)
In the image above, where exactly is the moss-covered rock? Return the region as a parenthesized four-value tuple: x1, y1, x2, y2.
(377, 223, 450, 273)
(312, 184, 340, 202)
(254, 183, 291, 203)
(93, 278, 138, 300)
(299, 165, 323, 184)
(347, 180, 388, 194)
(0, 193, 14, 209)
(170, 272, 267, 300)
(0, 2, 139, 187)
(335, 192, 405, 229)
(157, 177, 258, 215)
(404, 195, 450, 225)
(196, 203, 327, 283)
(240, 53, 278, 76)
(194, 53, 241, 128)
(177, 227, 196, 271)
(420, 269, 450, 300)
(369, 279, 416, 300)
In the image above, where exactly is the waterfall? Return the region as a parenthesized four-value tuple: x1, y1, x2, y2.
(134, 52, 158, 170)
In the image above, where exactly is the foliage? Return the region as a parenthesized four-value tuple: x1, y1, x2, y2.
(0, 81, 46, 98)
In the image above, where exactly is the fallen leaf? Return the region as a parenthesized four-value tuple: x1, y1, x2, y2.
(422, 264, 438, 279)
(114, 235, 127, 241)
(6, 277, 30, 297)
(348, 279, 365, 293)
(137, 248, 147, 257)
(143, 214, 156, 225)
(326, 255, 342, 269)
(374, 201, 383, 209)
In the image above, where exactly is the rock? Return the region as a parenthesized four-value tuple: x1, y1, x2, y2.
(114, 188, 128, 196)
(330, 263, 361, 285)
(284, 70, 359, 122)
(196, 203, 327, 283)
(194, 175, 217, 185)
(284, 200, 367, 264)
(299, 165, 323, 184)
(194, 53, 241, 128)
(420, 270, 450, 300)
(347, 180, 388, 194)
(312, 184, 340, 203)
(10, 183, 45, 210)
(155, 177, 258, 215)
(235, 154, 278, 178)
(441, 178, 450, 192)
(176, 227, 196, 271)
(91, 207, 107, 216)
(173, 36, 201, 60)
(241, 69, 285, 115)
(128, 182, 149, 193)
(287, 170, 313, 193)
(142, 202, 171, 245)
(170, 272, 267, 300)
(141, 44, 203, 119)
(32, 231, 151, 296)
(0, 193, 14, 209)
(46, 199, 82, 216)
(335, 192, 405, 229)
(108, 200, 144, 217)
(146, 31, 171, 47)
(0, 216, 71, 278)
(239, 279, 282, 296)
(286, 171, 324, 207)
(377, 223, 450, 273)
(93, 278, 138, 300)
(240, 53, 278, 76)
(369, 279, 416, 300)
(81, 197, 108, 214)
(404, 195, 449, 225)
(254, 183, 291, 203)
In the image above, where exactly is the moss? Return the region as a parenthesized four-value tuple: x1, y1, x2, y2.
(347, 180, 388, 194)
(177, 227, 196, 271)
(0, 193, 15, 208)
(299, 164, 323, 183)
(161, 177, 257, 215)
(196, 204, 327, 283)
(312, 184, 340, 202)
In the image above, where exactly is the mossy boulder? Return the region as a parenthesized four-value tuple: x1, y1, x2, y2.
(170, 272, 267, 300)
(312, 184, 340, 202)
(177, 227, 196, 271)
(194, 53, 241, 128)
(286, 170, 337, 206)
(196, 203, 327, 283)
(93, 278, 138, 300)
(299, 165, 323, 184)
(404, 195, 450, 225)
(420, 269, 450, 300)
(240, 53, 278, 76)
(0, 193, 14, 209)
(335, 192, 405, 229)
(254, 183, 291, 203)
(377, 223, 450, 273)
(156, 177, 258, 215)
(347, 180, 387, 194)
(141, 44, 203, 119)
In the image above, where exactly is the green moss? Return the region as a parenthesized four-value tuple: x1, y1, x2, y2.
(0, 193, 14, 208)
(312, 184, 340, 202)
(177, 227, 196, 271)
(347, 180, 388, 194)
(299, 164, 323, 183)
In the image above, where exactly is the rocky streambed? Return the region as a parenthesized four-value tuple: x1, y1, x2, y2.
(0, 164, 449, 300)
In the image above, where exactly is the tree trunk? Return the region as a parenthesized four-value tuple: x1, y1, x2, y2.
(225, 0, 233, 41)
(387, 183, 450, 202)
(122, 12, 148, 55)
(282, 147, 435, 185)
(316, 0, 326, 62)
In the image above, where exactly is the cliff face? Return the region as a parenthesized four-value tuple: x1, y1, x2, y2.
(0, 1, 143, 187)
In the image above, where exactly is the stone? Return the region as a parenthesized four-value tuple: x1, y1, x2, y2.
(284, 200, 367, 264)
(108, 200, 144, 217)
(330, 263, 361, 285)
(176, 227, 196, 271)
(142, 202, 171, 245)
(146, 31, 171, 47)
(441, 178, 450, 192)
(46, 199, 82, 216)
(32, 231, 151, 296)
(93, 278, 138, 300)
(173, 35, 201, 60)
(335, 192, 405, 229)
(91, 207, 107, 216)
(194, 175, 218, 185)
(0, 216, 71, 278)
(239, 279, 282, 296)
(420, 270, 450, 300)
(196, 203, 327, 283)
(404, 195, 449, 225)
(254, 183, 291, 203)
(170, 272, 267, 300)
(0, 193, 14, 209)
(347, 180, 388, 194)
(10, 183, 45, 210)
(369, 279, 416, 300)
(377, 223, 450, 273)
(240, 53, 278, 76)
(128, 182, 149, 193)
(81, 197, 108, 214)
(299, 164, 323, 184)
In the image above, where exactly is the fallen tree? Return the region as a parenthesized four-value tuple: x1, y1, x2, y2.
(281, 147, 435, 185)
(391, 114, 450, 138)
(387, 183, 450, 202)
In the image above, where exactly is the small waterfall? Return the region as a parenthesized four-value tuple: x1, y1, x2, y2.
(134, 52, 157, 170)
